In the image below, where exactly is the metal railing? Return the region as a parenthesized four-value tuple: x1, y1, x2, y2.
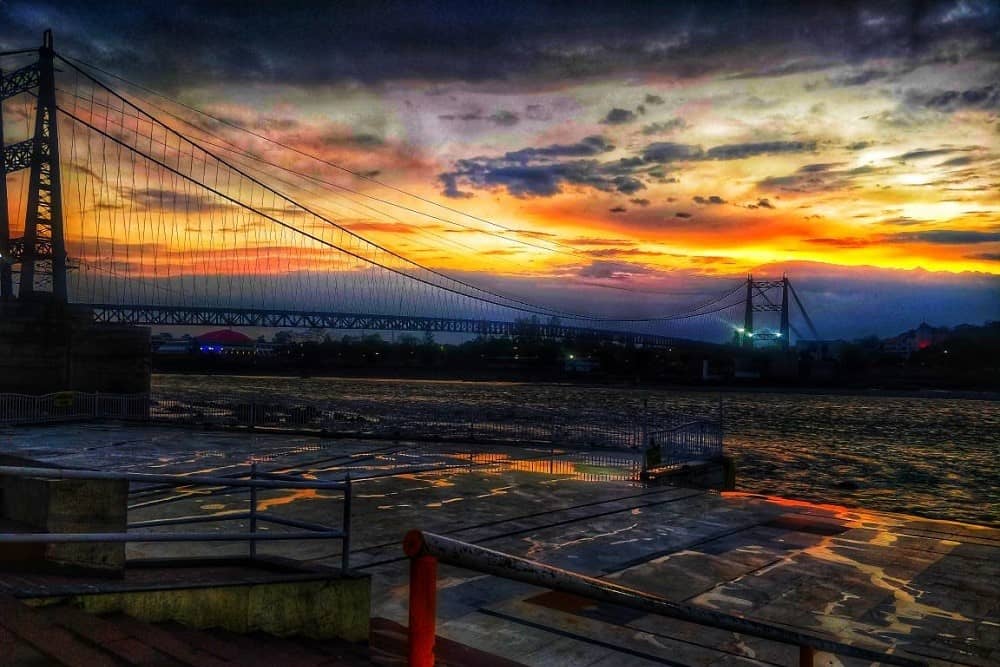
(401, 530, 924, 667)
(0, 391, 149, 425)
(0, 464, 352, 572)
(644, 419, 723, 472)
(147, 393, 719, 453)
(0, 391, 724, 469)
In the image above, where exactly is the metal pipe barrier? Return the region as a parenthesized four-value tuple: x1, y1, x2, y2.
(0, 465, 353, 572)
(643, 419, 723, 475)
(1, 391, 722, 469)
(401, 530, 924, 667)
(0, 391, 150, 425)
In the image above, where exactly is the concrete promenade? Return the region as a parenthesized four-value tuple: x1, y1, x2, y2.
(2, 422, 997, 666)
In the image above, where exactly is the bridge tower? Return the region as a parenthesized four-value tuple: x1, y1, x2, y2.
(0, 29, 67, 302)
(741, 275, 790, 351)
(742, 275, 754, 349)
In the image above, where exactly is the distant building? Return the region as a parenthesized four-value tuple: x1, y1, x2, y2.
(882, 322, 949, 358)
(196, 329, 256, 357)
(564, 357, 599, 373)
(796, 339, 848, 360)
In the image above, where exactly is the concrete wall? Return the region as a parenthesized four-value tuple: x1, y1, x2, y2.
(644, 456, 736, 491)
(65, 575, 371, 642)
(0, 301, 150, 394)
(70, 325, 151, 394)
(0, 468, 128, 574)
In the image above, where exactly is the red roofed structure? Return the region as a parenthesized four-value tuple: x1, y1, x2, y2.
(197, 329, 253, 346)
(196, 329, 255, 356)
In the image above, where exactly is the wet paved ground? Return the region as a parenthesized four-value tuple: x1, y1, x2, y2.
(3, 422, 998, 666)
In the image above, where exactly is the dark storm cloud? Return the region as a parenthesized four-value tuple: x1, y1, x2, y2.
(641, 118, 687, 135)
(828, 68, 891, 87)
(4, 1, 996, 89)
(806, 237, 871, 248)
(320, 131, 385, 148)
(125, 187, 231, 213)
(442, 134, 823, 198)
(798, 162, 843, 172)
(693, 195, 726, 205)
(601, 157, 646, 175)
(894, 147, 973, 161)
(439, 135, 649, 197)
(704, 140, 817, 160)
(602, 108, 637, 124)
(438, 109, 521, 126)
(639, 139, 817, 163)
(758, 163, 883, 193)
(490, 110, 520, 126)
(968, 252, 1000, 261)
(438, 173, 473, 199)
(641, 142, 703, 162)
(940, 155, 975, 167)
(441, 158, 646, 198)
(888, 230, 1000, 244)
(903, 85, 1000, 112)
(612, 176, 645, 194)
(505, 136, 614, 161)
(578, 260, 647, 279)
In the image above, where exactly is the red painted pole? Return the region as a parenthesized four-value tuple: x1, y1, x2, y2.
(405, 531, 437, 667)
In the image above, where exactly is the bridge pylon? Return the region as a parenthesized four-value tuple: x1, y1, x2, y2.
(0, 29, 67, 302)
(740, 274, 790, 351)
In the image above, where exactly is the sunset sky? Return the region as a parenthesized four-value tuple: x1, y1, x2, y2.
(1, 1, 997, 338)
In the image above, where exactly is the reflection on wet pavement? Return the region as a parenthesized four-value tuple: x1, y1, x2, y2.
(2, 421, 996, 665)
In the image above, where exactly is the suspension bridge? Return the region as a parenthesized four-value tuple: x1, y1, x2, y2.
(0, 31, 819, 349)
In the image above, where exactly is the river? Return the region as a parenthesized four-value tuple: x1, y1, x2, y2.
(154, 374, 999, 525)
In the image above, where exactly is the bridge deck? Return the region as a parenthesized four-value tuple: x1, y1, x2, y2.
(88, 303, 686, 347)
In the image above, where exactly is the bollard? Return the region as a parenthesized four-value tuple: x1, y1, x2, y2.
(341, 473, 352, 573)
(249, 462, 258, 559)
(400, 530, 923, 667)
(404, 530, 438, 667)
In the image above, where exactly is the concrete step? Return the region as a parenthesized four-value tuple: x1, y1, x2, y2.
(86, 613, 237, 667)
(0, 595, 119, 667)
(43, 604, 182, 666)
(369, 617, 526, 667)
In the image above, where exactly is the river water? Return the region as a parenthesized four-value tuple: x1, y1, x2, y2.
(154, 375, 999, 525)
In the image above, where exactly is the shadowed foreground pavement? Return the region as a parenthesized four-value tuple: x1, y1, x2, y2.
(2, 423, 997, 665)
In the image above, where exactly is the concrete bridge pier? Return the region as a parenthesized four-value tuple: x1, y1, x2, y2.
(0, 300, 151, 394)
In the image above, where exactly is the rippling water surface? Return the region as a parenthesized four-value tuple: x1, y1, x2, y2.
(155, 375, 999, 525)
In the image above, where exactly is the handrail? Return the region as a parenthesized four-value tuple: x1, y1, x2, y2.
(401, 530, 924, 667)
(0, 464, 352, 572)
(0, 465, 347, 490)
(647, 419, 709, 435)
